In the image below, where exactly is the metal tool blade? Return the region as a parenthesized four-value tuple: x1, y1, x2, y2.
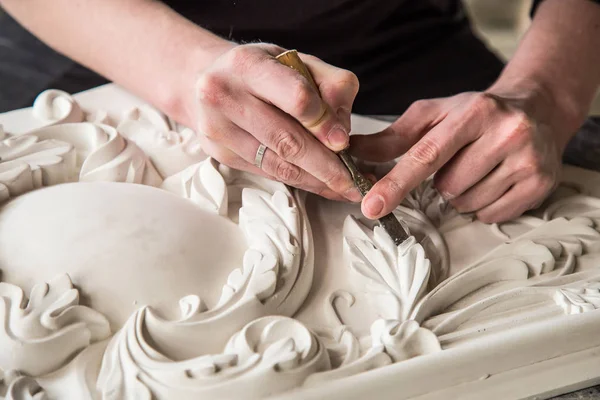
(337, 150, 409, 245)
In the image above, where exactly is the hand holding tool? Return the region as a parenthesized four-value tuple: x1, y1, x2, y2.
(275, 50, 409, 245)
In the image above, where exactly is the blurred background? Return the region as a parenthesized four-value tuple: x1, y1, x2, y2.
(0, 0, 599, 114)
(464, 0, 600, 115)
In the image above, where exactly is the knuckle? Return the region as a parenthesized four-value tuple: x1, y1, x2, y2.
(275, 160, 302, 184)
(274, 131, 305, 160)
(337, 70, 359, 92)
(320, 168, 343, 189)
(501, 111, 535, 147)
(226, 46, 256, 71)
(320, 163, 353, 193)
(196, 73, 226, 106)
(470, 93, 496, 115)
(407, 99, 429, 114)
(516, 151, 545, 177)
(408, 138, 441, 167)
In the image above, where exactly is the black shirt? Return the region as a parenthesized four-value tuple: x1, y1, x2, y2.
(164, 0, 505, 114)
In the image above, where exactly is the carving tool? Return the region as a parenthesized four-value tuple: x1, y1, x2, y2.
(275, 50, 409, 245)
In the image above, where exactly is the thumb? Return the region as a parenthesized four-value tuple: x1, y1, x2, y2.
(349, 98, 446, 162)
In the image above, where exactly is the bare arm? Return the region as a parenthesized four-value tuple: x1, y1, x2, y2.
(0, 0, 232, 125)
(352, 0, 600, 223)
(489, 0, 600, 148)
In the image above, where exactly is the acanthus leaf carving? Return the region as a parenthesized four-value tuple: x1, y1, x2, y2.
(0, 135, 75, 200)
(413, 217, 600, 325)
(343, 216, 431, 321)
(401, 180, 470, 230)
(118, 105, 204, 177)
(0, 274, 111, 376)
(305, 318, 440, 386)
(161, 158, 228, 216)
(215, 187, 300, 307)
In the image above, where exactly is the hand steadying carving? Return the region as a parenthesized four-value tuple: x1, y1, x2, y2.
(350, 0, 600, 224)
(351, 90, 565, 223)
(190, 43, 361, 203)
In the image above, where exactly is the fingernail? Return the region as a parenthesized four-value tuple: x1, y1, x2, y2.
(327, 126, 349, 151)
(363, 194, 384, 218)
(344, 187, 362, 202)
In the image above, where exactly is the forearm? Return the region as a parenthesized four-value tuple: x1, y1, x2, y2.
(488, 0, 600, 148)
(0, 0, 234, 125)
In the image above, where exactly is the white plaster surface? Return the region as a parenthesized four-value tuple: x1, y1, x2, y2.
(0, 84, 599, 399)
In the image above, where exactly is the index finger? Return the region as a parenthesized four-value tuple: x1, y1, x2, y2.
(243, 50, 354, 152)
(361, 117, 481, 219)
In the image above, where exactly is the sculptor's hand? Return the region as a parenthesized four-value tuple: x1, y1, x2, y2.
(190, 43, 361, 202)
(351, 91, 567, 223)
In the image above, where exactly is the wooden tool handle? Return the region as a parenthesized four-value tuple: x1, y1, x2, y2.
(275, 50, 320, 94)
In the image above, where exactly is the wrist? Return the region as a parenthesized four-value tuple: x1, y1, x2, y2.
(159, 35, 236, 128)
(487, 74, 585, 150)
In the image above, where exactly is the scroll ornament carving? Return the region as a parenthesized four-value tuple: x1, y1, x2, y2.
(31, 89, 84, 127)
(0, 370, 47, 400)
(0, 275, 111, 376)
(412, 217, 600, 337)
(0, 89, 163, 203)
(96, 155, 314, 398)
(97, 314, 329, 399)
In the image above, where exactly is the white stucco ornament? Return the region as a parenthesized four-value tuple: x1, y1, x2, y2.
(0, 86, 599, 400)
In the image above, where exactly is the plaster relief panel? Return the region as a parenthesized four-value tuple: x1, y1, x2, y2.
(0, 85, 599, 400)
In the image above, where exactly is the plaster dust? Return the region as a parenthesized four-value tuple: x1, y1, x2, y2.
(0, 84, 599, 400)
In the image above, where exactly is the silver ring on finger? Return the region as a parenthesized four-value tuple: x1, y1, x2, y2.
(254, 143, 268, 169)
